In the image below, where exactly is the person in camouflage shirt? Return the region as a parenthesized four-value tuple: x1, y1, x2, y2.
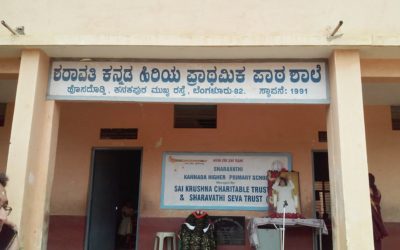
(179, 211, 216, 250)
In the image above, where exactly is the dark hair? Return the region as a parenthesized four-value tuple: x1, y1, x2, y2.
(369, 173, 375, 186)
(279, 177, 288, 186)
(369, 173, 378, 194)
(0, 173, 8, 187)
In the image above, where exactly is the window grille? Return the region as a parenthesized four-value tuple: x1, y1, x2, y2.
(174, 105, 217, 128)
(391, 106, 400, 130)
(100, 128, 138, 139)
(0, 103, 6, 127)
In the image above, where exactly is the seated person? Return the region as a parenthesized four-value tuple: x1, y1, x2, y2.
(0, 173, 19, 250)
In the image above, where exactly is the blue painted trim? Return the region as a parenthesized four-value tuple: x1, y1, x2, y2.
(160, 151, 292, 211)
(322, 61, 331, 103)
(160, 205, 269, 211)
(160, 153, 167, 209)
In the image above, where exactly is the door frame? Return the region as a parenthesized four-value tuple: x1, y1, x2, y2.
(311, 149, 329, 250)
(311, 150, 328, 218)
(84, 147, 143, 250)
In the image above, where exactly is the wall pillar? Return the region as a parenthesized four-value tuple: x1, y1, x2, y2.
(6, 50, 60, 249)
(327, 50, 373, 249)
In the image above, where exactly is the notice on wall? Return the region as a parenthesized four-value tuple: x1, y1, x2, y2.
(210, 216, 246, 245)
(47, 61, 329, 104)
(161, 152, 292, 211)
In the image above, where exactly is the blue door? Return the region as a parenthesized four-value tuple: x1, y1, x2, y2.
(85, 149, 141, 250)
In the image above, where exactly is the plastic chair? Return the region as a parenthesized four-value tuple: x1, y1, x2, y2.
(153, 232, 177, 250)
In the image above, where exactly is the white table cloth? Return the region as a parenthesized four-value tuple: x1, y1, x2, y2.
(248, 217, 328, 248)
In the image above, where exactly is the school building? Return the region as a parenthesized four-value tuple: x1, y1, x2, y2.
(1, 0, 400, 249)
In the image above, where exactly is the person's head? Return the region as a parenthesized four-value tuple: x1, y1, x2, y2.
(279, 177, 288, 186)
(0, 173, 12, 232)
(369, 173, 375, 187)
(125, 201, 134, 208)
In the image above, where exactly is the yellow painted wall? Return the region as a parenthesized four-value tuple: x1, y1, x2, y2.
(49, 102, 327, 218)
(1, 0, 400, 46)
(365, 106, 400, 222)
(1, 102, 399, 221)
(0, 103, 14, 172)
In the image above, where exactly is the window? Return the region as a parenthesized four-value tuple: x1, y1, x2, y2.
(100, 128, 138, 139)
(313, 151, 332, 249)
(318, 131, 327, 142)
(391, 106, 400, 130)
(314, 181, 331, 220)
(174, 105, 217, 128)
(0, 103, 6, 127)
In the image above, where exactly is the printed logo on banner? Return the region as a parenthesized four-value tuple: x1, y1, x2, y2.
(161, 152, 292, 211)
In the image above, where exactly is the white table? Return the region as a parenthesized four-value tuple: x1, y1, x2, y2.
(248, 217, 328, 250)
